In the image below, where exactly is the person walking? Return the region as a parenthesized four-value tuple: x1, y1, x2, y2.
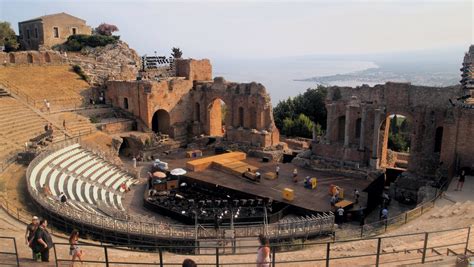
(337, 207, 345, 224)
(45, 100, 50, 114)
(275, 164, 280, 178)
(25, 216, 39, 260)
(456, 170, 466, 191)
(34, 219, 53, 262)
(354, 189, 360, 204)
(256, 234, 270, 267)
(132, 156, 137, 168)
(69, 230, 83, 266)
(292, 168, 298, 183)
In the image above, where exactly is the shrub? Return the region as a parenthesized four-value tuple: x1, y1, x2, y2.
(95, 23, 119, 36)
(282, 114, 315, 138)
(60, 34, 119, 51)
(72, 64, 90, 82)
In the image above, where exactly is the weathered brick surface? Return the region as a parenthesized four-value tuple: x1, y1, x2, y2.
(105, 61, 279, 148)
(314, 82, 472, 177)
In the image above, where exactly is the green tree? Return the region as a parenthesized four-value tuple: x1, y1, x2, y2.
(172, 47, 183, 58)
(282, 114, 315, 138)
(0, 22, 19, 52)
(390, 115, 399, 135)
(273, 85, 327, 135)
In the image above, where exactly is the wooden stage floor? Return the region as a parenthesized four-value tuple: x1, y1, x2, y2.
(161, 151, 370, 213)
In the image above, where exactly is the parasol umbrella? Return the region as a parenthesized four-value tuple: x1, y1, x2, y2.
(171, 168, 187, 176)
(153, 171, 167, 179)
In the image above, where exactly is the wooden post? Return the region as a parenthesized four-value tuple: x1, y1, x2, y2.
(421, 232, 429, 263)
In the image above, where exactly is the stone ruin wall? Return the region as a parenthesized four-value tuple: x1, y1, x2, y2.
(105, 59, 279, 148)
(0, 50, 65, 65)
(312, 82, 466, 177)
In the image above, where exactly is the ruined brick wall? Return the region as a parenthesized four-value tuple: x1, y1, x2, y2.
(0, 51, 65, 65)
(175, 59, 212, 81)
(313, 82, 464, 176)
(105, 65, 279, 148)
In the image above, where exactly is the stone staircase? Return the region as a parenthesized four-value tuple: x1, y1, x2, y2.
(0, 97, 60, 161)
(49, 111, 97, 137)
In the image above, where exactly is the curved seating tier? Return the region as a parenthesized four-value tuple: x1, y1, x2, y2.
(29, 143, 137, 214)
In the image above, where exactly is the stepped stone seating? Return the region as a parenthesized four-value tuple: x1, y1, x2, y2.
(0, 97, 59, 161)
(0, 65, 90, 111)
(30, 143, 138, 215)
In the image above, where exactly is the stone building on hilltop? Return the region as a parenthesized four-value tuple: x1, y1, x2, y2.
(18, 12, 92, 50)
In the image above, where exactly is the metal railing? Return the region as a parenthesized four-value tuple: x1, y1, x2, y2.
(0, 237, 19, 266)
(24, 141, 335, 243)
(43, 226, 472, 266)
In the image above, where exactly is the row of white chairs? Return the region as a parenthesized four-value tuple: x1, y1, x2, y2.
(30, 144, 136, 214)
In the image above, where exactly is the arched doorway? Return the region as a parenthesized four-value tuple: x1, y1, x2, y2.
(123, 97, 129, 110)
(27, 53, 33, 63)
(44, 53, 51, 63)
(152, 109, 170, 135)
(8, 53, 15, 63)
(380, 114, 412, 169)
(207, 98, 227, 136)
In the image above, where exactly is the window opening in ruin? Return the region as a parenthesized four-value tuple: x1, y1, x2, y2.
(27, 29, 30, 39)
(355, 118, 362, 139)
(53, 27, 59, 38)
(34, 28, 38, 38)
(27, 54, 33, 63)
(152, 109, 171, 135)
(8, 53, 15, 63)
(72, 27, 77, 35)
(123, 97, 129, 110)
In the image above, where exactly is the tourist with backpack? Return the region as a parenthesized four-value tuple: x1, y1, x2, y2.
(33, 219, 53, 262)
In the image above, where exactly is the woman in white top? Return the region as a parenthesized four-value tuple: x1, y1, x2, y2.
(256, 234, 270, 267)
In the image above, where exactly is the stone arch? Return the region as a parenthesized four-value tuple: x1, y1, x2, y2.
(27, 53, 33, 63)
(152, 109, 170, 135)
(207, 98, 227, 136)
(44, 52, 51, 63)
(8, 53, 15, 63)
(379, 113, 412, 169)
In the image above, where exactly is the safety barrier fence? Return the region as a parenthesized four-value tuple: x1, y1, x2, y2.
(0, 237, 19, 266)
(1, 226, 470, 266)
(335, 179, 450, 241)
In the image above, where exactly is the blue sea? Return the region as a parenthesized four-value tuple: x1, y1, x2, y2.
(213, 58, 378, 104)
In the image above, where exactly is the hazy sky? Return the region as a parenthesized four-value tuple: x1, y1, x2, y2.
(1, 0, 472, 59)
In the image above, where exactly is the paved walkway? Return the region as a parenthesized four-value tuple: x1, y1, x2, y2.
(444, 175, 474, 203)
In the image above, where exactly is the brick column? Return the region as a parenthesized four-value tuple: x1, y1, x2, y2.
(344, 105, 351, 147)
(359, 105, 367, 150)
(370, 108, 382, 168)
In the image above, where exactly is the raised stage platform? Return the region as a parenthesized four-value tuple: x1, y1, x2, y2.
(161, 151, 371, 213)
